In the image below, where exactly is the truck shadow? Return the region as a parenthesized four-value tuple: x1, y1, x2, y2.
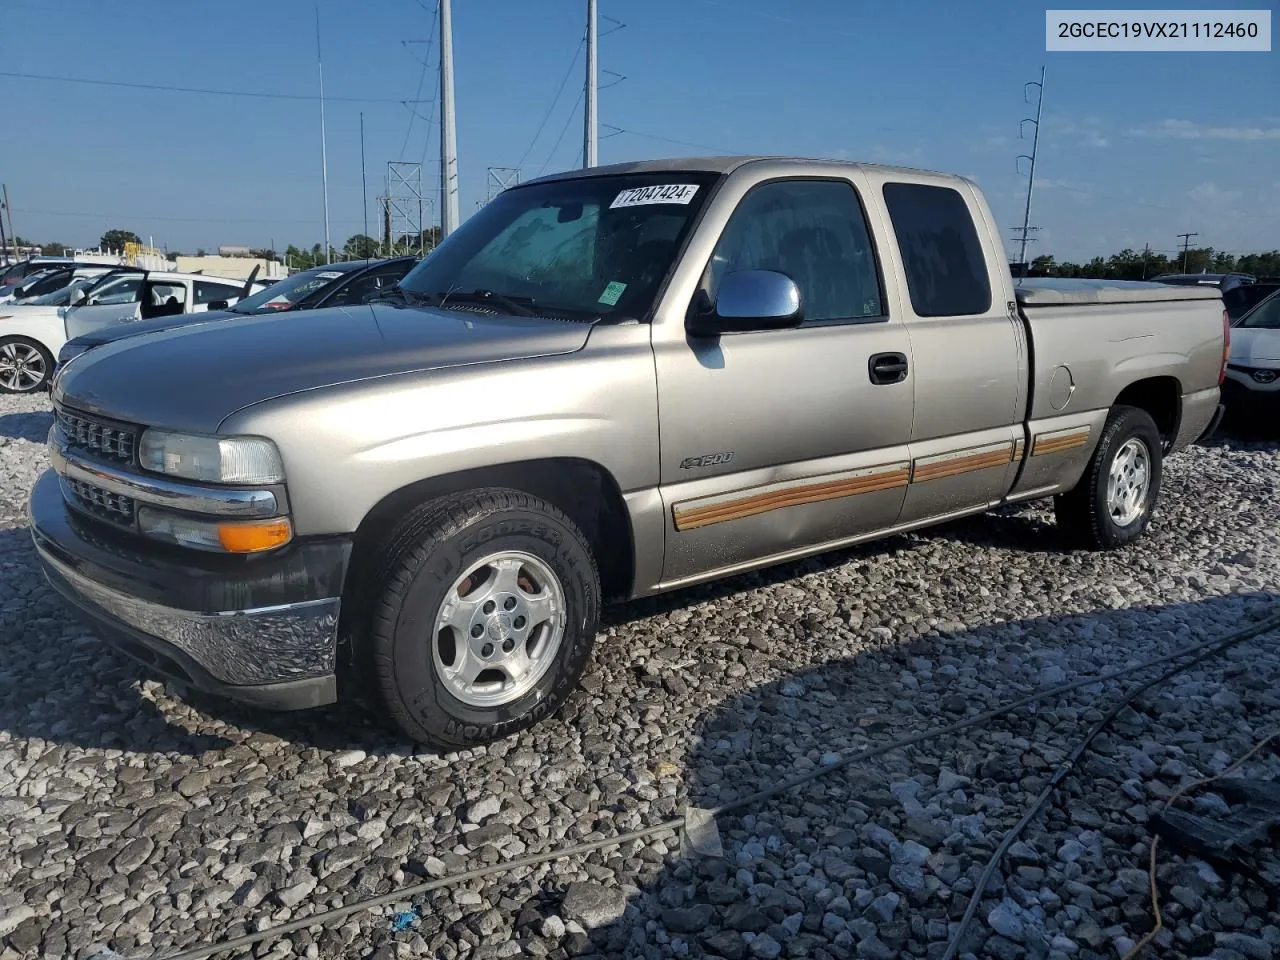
(0, 409, 54, 444)
(533, 590, 1279, 960)
(0, 503, 1081, 757)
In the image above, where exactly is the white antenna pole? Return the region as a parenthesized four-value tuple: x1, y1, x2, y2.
(584, 0, 597, 168)
(316, 5, 331, 264)
(439, 0, 460, 237)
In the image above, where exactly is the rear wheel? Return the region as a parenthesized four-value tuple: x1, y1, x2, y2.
(1054, 405, 1162, 550)
(0, 337, 54, 394)
(368, 489, 600, 748)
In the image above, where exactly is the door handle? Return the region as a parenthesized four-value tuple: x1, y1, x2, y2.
(868, 352, 909, 385)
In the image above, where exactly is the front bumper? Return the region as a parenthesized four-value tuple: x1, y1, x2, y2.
(29, 469, 351, 710)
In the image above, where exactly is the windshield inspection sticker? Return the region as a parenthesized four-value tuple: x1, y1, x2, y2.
(610, 184, 699, 208)
(598, 281, 628, 306)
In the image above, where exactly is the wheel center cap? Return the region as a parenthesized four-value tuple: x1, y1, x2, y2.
(486, 612, 514, 642)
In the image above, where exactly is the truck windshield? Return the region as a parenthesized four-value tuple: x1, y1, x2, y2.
(399, 172, 720, 321)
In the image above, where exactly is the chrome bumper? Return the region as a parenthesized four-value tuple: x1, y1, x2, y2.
(37, 543, 340, 688)
(29, 469, 345, 710)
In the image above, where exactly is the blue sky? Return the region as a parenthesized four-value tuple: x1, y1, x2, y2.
(2, 0, 1276, 261)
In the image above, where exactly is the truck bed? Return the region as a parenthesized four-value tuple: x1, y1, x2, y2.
(1014, 277, 1223, 306)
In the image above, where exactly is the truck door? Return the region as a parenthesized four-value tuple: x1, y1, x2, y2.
(653, 174, 915, 586)
(870, 176, 1026, 525)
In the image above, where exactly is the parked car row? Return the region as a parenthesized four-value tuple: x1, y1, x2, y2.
(56, 255, 419, 366)
(0, 266, 263, 393)
(1153, 271, 1280, 322)
(0, 255, 421, 393)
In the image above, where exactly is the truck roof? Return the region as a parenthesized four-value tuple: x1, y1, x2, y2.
(1014, 277, 1223, 306)
(523, 155, 961, 186)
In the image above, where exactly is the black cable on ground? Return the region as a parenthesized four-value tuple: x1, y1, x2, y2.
(154, 608, 1280, 960)
(938, 611, 1280, 960)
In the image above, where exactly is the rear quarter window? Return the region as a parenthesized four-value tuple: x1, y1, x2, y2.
(883, 182, 992, 317)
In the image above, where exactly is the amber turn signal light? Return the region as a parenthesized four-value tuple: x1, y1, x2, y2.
(216, 518, 293, 553)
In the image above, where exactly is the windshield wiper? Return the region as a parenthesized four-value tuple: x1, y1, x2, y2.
(433, 288, 541, 318)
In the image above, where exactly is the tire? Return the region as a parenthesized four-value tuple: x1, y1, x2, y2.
(0, 336, 54, 394)
(1054, 405, 1162, 550)
(369, 488, 600, 748)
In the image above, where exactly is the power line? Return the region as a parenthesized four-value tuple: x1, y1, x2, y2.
(514, 38, 585, 172)
(601, 125, 731, 154)
(13, 207, 369, 226)
(0, 70, 423, 104)
(398, 1, 440, 161)
(538, 89, 585, 175)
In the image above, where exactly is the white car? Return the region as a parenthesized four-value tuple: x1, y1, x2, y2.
(0, 268, 261, 394)
(1222, 288, 1280, 427)
(0, 263, 118, 305)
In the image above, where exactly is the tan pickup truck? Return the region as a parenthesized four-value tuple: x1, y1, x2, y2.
(31, 157, 1228, 746)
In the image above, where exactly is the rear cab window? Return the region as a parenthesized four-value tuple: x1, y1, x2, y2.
(882, 182, 992, 317)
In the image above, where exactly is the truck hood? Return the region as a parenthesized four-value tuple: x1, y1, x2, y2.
(1229, 327, 1280, 365)
(53, 303, 594, 433)
(67, 309, 240, 347)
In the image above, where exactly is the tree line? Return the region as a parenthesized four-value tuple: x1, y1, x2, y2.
(1025, 247, 1280, 280)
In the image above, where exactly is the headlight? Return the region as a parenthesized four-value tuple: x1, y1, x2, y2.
(138, 430, 285, 484)
(137, 507, 293, 553)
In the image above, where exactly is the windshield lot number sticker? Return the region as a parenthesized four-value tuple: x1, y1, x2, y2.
(598, 281, 627, 305)
(610, 184, 699, 208)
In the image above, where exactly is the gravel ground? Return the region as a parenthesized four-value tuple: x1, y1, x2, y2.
(1, 390, 1279, 960)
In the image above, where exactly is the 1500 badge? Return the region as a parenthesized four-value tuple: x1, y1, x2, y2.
(680, 451, 735, 469)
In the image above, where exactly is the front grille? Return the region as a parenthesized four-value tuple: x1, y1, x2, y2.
(64, 476, 136, 525)
(56, 407, 138, 465)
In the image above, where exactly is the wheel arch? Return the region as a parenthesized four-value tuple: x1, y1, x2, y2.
(338, 456, 636, 670)
(1112, 375, 1182, 452)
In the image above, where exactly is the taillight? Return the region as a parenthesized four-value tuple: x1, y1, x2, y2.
(1220, 308, 1230, 385)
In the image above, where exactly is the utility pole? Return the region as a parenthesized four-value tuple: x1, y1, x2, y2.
(584, 0, 598, 168)
(1141, 243, 1150, 280)
(1177, 232, 1199, 273)
(0, 188, 9, 264)
(1014, 66, 1045, 279)
(315, 6, 331, 264)
(360, 112, 370, 257)
(439, 0, 460, 237)
(1, 184, 16, 261)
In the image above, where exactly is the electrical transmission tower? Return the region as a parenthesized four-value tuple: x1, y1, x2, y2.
(486, 167, 521, 201)
(386, 162, 428, 256)
(1014, 66, 1045, 278)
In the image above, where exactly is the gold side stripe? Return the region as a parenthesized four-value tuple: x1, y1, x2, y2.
(911, 446, 1013, 483)
(1031, 428, 1091, 456)
(673, 468, 910, 531)
(673, 428, 1092, 532)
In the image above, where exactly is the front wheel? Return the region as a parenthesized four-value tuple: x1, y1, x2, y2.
(1054, 405, 1162, 550)
(0, 337, 54, 394)
(369, 489, 600, 748)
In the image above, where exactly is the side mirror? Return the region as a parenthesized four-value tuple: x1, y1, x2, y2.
(687, 269, 803, 336)
(70, 287, 87, 306)
(206, 300, 229, 310)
